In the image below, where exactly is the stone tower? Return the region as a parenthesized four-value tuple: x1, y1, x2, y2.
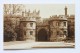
(20, 10, 36, 41)
(49, 15, 68, 41)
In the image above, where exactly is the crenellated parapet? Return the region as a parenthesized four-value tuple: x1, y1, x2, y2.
(21, 9, 40, 18)
(20, 17, 36, 22)
(49, 15, 67, 21)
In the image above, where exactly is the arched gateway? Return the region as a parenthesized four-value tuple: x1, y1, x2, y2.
(36, 25, 50, 41)
(37, 28, 48, 41)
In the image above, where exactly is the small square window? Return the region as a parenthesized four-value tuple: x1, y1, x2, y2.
(30, 23, 33, 27)
(64, 31, 67, 35)
(30, 31, 33, 35)
(63, 22, 66, 27)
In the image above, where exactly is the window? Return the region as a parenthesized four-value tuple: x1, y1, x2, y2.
(64, 31, 67, 35)
(30, 23, 33, 27)
(63, 22, 66, 27)
(30, 31, 33, 35)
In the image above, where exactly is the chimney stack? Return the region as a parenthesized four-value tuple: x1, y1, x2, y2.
(65, 6, 67, 16)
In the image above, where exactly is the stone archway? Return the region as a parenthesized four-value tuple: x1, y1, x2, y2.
(37, 28, 48, 41)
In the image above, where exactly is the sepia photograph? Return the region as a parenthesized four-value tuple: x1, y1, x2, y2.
(3, 4, 75, 49)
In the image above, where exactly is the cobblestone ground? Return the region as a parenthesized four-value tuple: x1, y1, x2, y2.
(4, 41, 75, 50)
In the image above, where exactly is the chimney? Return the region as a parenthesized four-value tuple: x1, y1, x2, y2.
(65, 6, 67, 16)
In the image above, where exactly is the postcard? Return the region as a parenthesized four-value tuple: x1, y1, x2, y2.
(3, 4, 75, 49)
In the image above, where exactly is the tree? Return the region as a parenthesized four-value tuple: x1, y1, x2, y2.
(4, 4, 25, 41)
(4, 4, 24, 14)
(4, 18, 17, 42)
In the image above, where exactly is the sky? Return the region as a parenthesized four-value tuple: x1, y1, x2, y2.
(24, 4, 75, 18)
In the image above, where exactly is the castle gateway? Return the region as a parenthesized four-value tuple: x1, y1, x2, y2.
(36, 25, 50, 41)
(19, 6, 68, 42)
(4, 4, 74, 42)
(36, 15, 68, 42)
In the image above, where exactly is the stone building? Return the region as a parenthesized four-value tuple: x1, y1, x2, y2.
(20, 17, 36, 41)
(19, 10, 41, 41)
(4, 4, 41, 41)
(34, 6, 74, 42)
(49, 15, 68, 41)
(67, 15, 75, 42)
(4, 5, 75, 42)
(36, 18, 50, 41)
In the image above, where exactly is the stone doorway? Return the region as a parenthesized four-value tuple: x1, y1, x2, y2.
(37, 29, 48, 41)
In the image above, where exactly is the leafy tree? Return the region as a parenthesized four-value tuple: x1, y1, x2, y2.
(4, 18, 17, 42)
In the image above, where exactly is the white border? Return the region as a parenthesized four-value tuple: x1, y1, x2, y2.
(0, 0, 80, 53)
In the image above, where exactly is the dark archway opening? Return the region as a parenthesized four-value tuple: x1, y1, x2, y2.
(37, 29, 48, 41)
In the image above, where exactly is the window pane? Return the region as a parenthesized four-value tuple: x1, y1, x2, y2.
(30, 23, 33, 27)
(64, 22, 66, 26)
(30, 31, 33, 35)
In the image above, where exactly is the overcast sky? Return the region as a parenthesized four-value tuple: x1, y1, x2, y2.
(24, 4, 75, 18)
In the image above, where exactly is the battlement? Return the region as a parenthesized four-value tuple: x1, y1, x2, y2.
(69, 15, 75, 19)
(22, 9, 40, 17)
(20, 17, 36, 22)
(49, 15, 67, 21)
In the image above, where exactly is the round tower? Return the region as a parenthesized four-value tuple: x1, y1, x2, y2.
(20, 12, 36, 41)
